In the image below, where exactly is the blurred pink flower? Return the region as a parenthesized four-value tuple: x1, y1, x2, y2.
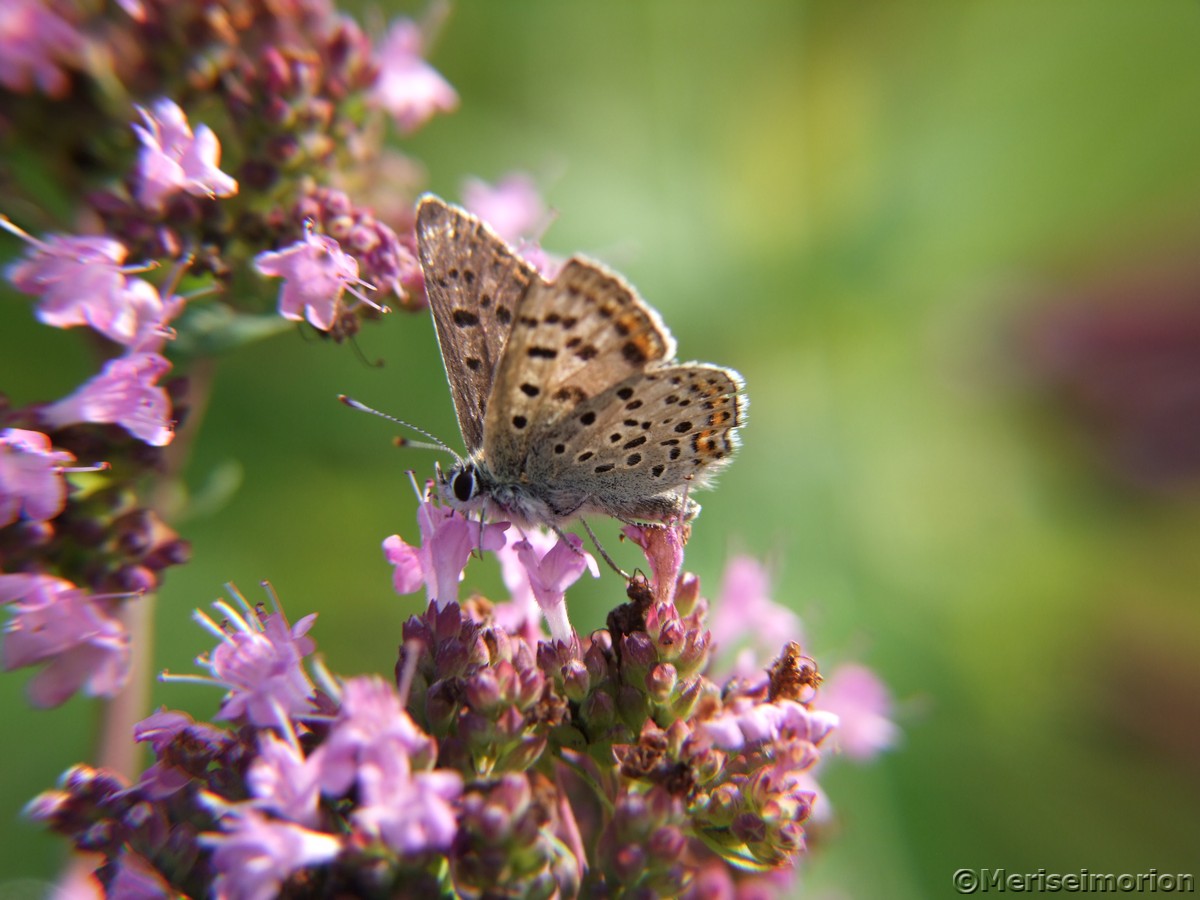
(248, 731, 323, 829)
(462, 173, 547, 245)
(819, 663, 899, 761)
(85, 277, 185, 351)
(383, 498, 508, 607)
(313, 676, 462, 854)
(41, 352, 174, 446)
(0, 0, 84, 97)
(132, 98, 238, 210)
(512, 532, 598, 642)
(255, 232, 367, 331)
(708, 556, 802, 672)
(4, 222, 181, 349)
(0, 428, 75, 527)
(313, 676, 436, 797)
(0, 574, 130, 708)
(202, 807, 341, 900)
(370, 19, 459, 133)
(352, 749, 462, 856)
(701, 696, 837, 753)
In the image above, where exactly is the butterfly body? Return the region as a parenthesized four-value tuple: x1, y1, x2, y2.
(417, 196, 745, 529)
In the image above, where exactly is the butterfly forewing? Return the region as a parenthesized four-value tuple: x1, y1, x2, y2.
(417, 196, 542, 452)
(481, 256, 676, 480)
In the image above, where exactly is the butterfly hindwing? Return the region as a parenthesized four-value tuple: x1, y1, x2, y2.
(526, 363, 746, 520)
(417, 196, 542, 453)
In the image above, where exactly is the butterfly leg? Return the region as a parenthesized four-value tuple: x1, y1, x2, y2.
(572, 519, 630, 580)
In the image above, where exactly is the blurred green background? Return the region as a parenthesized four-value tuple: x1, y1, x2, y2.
(3, 1, 1200, 897)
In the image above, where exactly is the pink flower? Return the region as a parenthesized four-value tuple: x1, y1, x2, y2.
(2, 220, 180, 349)
(313, 676, 436, 797)
(255, 232, 368, 331)
(196, 600, 318, 727)
(460, 174, 563, 277)
(0, 574, 130, 708)
(383, 498, 508, 607)
(0, 428, 75, 526)
(132, 98, 238, 211)
(818, 663, 899, 761)
(85, 278, 185, 351)
(512, 533, 598, 643)
(461, 173, 547, 245)
(313, 677, 461, 855)
(201, 808, 341, 900)
(0, 0, 84, 97)
(5, 225, 127, 318)
(708, 556, 802, 673)
(248, 731, 323, 828)
(622, 523, 684, 604)
(493, 527, 557, 640)
(370, 18, 458, 133)
(701, 697, 838, 753)
(351, 748, 462, 856)
(41, 352, 174, 446)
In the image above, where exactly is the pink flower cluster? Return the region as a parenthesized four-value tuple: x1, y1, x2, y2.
(383, 488, 598, 643)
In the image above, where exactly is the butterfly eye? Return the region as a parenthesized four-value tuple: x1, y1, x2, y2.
(452, 466, 476, 503)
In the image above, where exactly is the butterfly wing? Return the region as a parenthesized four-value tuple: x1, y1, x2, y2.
(481, 255, 746, 520)
(481, 256, 675, 477)
(530, 363, 746, 521)
(416, 196, 542, 453)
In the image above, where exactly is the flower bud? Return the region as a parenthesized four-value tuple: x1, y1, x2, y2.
(581, 689, 616, 732)
(648, 824, 685, 862)
(645, 662, 677, 703)
(561, 659, 591, 702)
(619, 632, 656, 681)
(732, 811, 767, 845)
(464, 669, 502, 712)
(674, 572, 700, 614)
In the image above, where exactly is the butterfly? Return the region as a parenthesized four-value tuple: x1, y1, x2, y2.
(416, 194, 746, 536)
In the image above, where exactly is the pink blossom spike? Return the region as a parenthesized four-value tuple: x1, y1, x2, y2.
(351, 750, 462, 856)
(0, 428, 75, 526)
(87, 277, 185, 351)
(312, 676, 436, 797)
(370, 19, 459, 134)
(41, 352, 174, 446)
(0, 574, 130, 708)
(3, 221, 131, 327)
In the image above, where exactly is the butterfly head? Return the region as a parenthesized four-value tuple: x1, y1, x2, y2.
(437, 458, 486, 511)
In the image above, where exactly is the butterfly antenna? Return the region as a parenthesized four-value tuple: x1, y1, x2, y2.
(338, 395, 462, 462)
